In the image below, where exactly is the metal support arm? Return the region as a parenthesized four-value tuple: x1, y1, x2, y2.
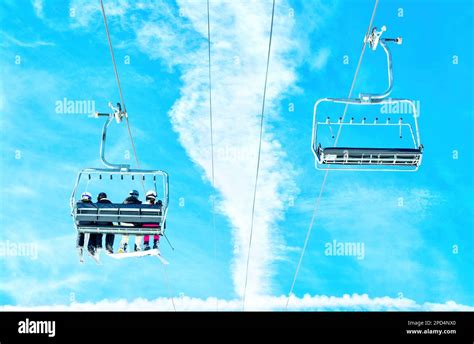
(360, 40, 393, 101)
(360, 26, 402, 102)
(94, 102, 130, 171)
(99, 115, 131, 170)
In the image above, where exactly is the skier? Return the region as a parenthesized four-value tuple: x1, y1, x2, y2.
(141, 190, 161, 251)
(118, 190, 142, 253)
(76, 192, 97, 262)
(96, 192, 115, 254)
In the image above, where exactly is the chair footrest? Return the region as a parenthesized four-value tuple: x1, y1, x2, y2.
(77, 226, 162, 235)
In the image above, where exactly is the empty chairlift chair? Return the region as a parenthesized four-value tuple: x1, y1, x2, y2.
(311, 26, 423, 172)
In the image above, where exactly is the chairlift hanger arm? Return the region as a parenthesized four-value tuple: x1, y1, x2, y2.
(359, 40, 393, 101)
(99, 115, 130, 170)
(360, 26, 402, 102)
(91, 102, 131, 171)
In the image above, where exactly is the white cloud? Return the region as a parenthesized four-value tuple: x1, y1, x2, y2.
(162, 0, 300, 297)
(0, 230, 94, 305)
(1, 294, 472, 311)
(69, 0, 131, 29)
(3, 184, 39, 198)
(0, 274, 92, 306)
(135, 20, 189, 67)
(309, 47, 331, 71)
(31, 0, 44, 19)
(0, 33, 54, 48)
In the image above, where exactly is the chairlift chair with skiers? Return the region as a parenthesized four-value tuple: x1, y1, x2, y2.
(70, 103, 169, 253)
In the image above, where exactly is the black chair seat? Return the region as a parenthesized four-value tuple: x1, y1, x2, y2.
(317, 146, 423, 166)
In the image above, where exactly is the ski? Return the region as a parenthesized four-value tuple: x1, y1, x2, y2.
(155, 253, 169, 266)
(87, 249, 101, 265)
(107, 248, 162, 260)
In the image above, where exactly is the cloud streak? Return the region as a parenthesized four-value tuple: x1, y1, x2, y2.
(0, 32, 54, 48)
(31, 0, 44, 19)
(309, 47, 331, 71)
(2, 293, 472, 311)
(163, 0, 300, 297)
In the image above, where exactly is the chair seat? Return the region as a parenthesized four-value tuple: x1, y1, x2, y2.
(317, 146, 423, 166)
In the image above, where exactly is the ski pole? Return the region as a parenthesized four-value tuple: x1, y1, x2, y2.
(163, 233, 174, 251)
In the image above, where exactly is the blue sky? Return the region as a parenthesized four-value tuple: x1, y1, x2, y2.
(0, 0, 472, 311)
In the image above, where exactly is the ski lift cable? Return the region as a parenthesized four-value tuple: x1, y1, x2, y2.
(206, 0, 219, 311)
(242, 0, 276, 311)
(334, 0, 379, 145)
(285, 0, 380, 309)
(99, 0, 144, 193)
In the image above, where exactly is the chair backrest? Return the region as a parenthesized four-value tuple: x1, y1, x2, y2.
(74, 202, 163, 224)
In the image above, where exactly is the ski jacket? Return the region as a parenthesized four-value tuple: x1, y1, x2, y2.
(77, 200, 94, 226)
(143, 199, 160, 228)
(96, 198, 113, 226)
(123, 196, 142, 205)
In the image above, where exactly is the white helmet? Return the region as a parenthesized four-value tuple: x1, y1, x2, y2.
(81, 192, 92, 201)
(146, 190, 157, 200)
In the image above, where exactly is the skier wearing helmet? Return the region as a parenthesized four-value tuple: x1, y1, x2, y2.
(96, 192, 115, 254)
(117, 190, 142, 253)
(76, 192, 97, 262)
(142, 190, 162, 251)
